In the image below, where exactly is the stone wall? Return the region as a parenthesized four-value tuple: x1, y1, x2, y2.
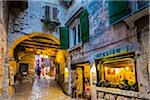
(64, 0, 149, 99)
(7, 0, 66, 49)
(0, 1, 9, 96)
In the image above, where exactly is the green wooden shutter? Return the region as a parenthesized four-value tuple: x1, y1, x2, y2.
(80, 10, 89, 42)
(59, 27, 69, 50)
(108, 1, 129, 25)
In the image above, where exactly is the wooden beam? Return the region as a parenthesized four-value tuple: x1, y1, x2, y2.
(21, 41, 59, 47)
(20, 44, 59, 49)
(27, 38, 58, 45)
(20, 43, 59, 48)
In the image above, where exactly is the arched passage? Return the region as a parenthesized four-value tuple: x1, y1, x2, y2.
(7, 32, 61, 86)
(8, 32, 60, 58)
(5, 32, 69, 97)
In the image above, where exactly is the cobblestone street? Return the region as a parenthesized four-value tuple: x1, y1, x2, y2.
(6, 78, 71, 100)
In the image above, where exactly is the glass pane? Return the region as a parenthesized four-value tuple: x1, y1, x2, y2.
(98, 58, 138, 91)
(53, 7, 58, 20)
(138, 1, 149, 9)
(78, 24, 81, 42)
(73, 27, 76, 45)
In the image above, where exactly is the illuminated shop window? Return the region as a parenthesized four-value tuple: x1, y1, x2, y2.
(97, 58, 138, 91)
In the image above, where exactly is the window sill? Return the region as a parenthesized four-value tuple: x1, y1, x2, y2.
(96, 87, 149, 99)
(123, 7, 149, 29)
(67, 42, 83, 52)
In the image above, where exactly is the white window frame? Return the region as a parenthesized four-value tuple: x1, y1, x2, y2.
(69, 23, 81, 48)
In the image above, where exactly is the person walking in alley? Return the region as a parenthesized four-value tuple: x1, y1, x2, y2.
(40, 65, 45, 79)
(37, 64, 41, 79)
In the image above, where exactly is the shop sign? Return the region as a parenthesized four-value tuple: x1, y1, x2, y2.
(94, 46, 128, 59)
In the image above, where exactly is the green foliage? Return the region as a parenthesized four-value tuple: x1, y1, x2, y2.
(43, 17, 51, 26)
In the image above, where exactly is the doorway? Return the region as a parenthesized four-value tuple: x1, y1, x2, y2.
(19, 63, 29, 76)
(76, 67, 84, 97)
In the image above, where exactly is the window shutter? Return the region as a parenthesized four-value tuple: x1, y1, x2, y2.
(59, 27, 69, 50)
(80, 10, 89, 42)
(108, 1, 129, 25)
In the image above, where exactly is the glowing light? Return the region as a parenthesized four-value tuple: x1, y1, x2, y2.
(121, 68, 123, 70)
(105, 67, 108, 70)
(91, 64, 96, 72)
(44, 55, 48, 58)
(65, 67, 69, 72)
(115, 68, 120, 74)
(40, 54, 48, 58)
(126, 67, 129, 71)
(110, 68, 114, 73)
(40, 55, 43, 57)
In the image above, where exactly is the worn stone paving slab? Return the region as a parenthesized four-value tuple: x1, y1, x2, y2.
(2, 78, 73, 100)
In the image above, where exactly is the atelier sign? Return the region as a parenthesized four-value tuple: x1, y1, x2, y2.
(94, 46, 128, 59)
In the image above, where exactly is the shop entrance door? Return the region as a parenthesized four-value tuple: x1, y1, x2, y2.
(76, 67, 84, 97)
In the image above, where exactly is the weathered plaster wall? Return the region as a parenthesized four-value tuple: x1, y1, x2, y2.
(0, 1, 9, 96)
(65, 0, 149, 99)
(7, 0, 65, 49)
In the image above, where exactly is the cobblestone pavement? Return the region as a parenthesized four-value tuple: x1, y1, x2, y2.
(4, 77, 73, 100)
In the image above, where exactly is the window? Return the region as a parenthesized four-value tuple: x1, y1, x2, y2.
(52, 7, 58, 21)
(69, 24, 81, 48)
(78, 24, 81, 42)
(108, 1, 149, 25)
(45, 6, 50, 18)
(44, 5, 59, 22)
(73, 26, 76, 45)
(97, 57, 138, 91)
(130, 1, 149, 14)
(137, 1, 149, 10)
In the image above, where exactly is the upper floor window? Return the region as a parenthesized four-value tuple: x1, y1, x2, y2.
(45, 6, 50, 18)
(52, 7, 58, 21)
(108, 0, 149, 25)
(44, 5, 59, 22)
(59, 9, 89, 50)
(137, 1, 149, 10)
(78, 24, 81, 43)
(69, 24, 81, 48)
(73, 26, 77, 45)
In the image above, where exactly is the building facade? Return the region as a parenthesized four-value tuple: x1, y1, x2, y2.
(0, 0, 149, 100)
(58, 0, 150, 99)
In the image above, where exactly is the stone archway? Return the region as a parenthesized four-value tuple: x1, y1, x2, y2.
(5, 32, 60, 96)
(8, 32, 60, 58)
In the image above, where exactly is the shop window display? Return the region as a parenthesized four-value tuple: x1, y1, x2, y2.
(97, 58, 138, 91)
